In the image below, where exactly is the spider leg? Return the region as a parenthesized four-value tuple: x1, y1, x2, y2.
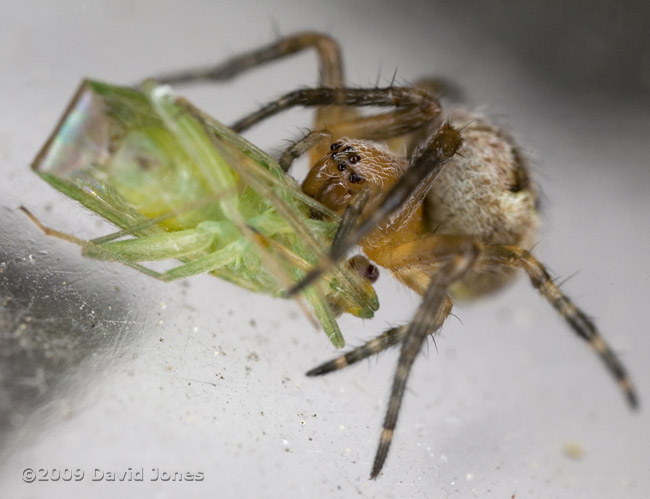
(307, 297, 453, 375)
(371, 239, 479, 479)
(152, 32, 357, 141)
(230, 86, 441, 136)
(308, 326, 407, 375)
(480, 245, 638, 408)
(153, 32, 345, 88)
(288, 122, 463, 296)
(382, 77, 465, 156)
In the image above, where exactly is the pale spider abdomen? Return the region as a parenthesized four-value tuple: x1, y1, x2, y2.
(425, 111, 540, 298)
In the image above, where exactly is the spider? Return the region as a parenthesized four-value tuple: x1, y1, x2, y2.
(157, 32, 638, 478)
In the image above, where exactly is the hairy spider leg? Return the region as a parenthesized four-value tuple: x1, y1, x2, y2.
(370, 237, 479, 478)
(307, 298, 453, 376)
(230, 86, 441, 139)
(155, 32, 345, 91)
(372, 233, 639, 408)
(271, 85, 444, 173)
(479, 245, 639, 408)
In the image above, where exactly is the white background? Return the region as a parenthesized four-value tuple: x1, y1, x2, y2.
(1, 1, 649, 498)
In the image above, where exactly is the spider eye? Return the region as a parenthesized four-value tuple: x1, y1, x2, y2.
(349, 154, 361, 164)
(343, 146, 354, 152)
(330, 142, 342, 151)
(337, 163, 347, 171)
(349, 172, 363, 183)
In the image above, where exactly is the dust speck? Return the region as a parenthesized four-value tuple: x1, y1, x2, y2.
(563, 441, 585, 460)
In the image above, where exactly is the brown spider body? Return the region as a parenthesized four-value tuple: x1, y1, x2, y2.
(303, 110, 540, 299)
(156, 32, 638, 480)
(424, 111, 540, 298)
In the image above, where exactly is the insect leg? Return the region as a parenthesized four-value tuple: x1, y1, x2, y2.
(20, 206, 185, 280)
(21, 206, 241, 282)
(93, 241, 246, 284)
(480, 245, 638, 408)
(21, 206, 89, 246)
(82, 223, 221, 262)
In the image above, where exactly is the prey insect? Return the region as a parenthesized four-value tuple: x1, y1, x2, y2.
(157, 32, 639, 478)
(26, 79, 380, 348)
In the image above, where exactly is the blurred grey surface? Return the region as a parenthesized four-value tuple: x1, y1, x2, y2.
(1, 1, 649, 498)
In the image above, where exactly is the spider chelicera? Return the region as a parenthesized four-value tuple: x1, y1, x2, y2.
(157, 32, 638, 479)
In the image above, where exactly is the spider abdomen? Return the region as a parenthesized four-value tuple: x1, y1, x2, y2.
(425, 111, 540, 298)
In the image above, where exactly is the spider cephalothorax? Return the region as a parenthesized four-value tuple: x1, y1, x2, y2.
(302, 139, 404, 214)
(157, 32, 638, 479)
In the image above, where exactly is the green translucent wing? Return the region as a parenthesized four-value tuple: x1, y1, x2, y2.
(31, 80, 379, 347)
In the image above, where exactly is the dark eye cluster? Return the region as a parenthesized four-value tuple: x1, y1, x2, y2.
(330, 142, 364, 184)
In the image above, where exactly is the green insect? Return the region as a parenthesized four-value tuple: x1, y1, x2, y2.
(25, 79, 379, 347)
